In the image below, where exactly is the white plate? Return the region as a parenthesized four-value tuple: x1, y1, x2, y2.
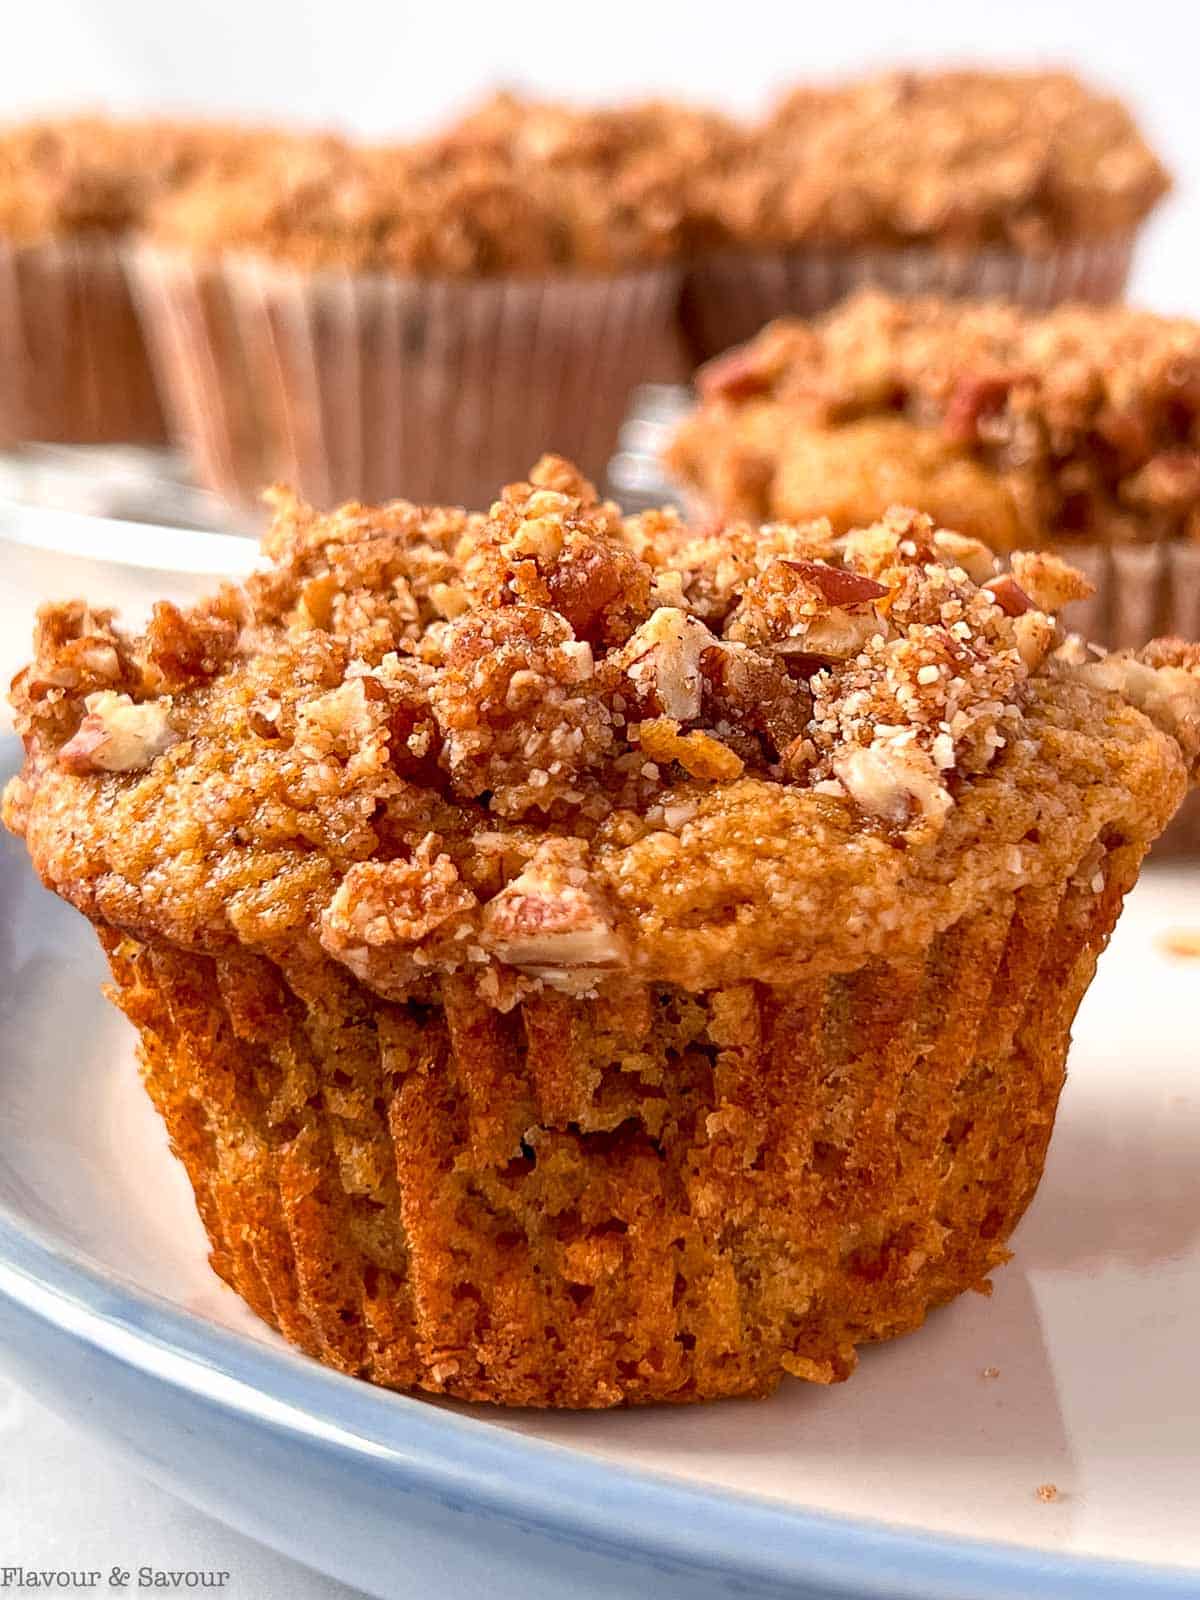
(1, 736, 1199, 1600)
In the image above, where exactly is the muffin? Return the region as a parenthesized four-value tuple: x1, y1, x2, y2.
(681, 70, 1170, 360)
(6, 458, 1198, 1407)
(132, 100, 723, 513)
(0, 116, 275, 447)
(668, 291, 1200, 648)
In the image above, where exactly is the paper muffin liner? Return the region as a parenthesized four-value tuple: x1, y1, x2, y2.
(0, 236, 166, 447)
(1057, 539, 1200, 855)
(680, 236, 1137, 361)
(1059, 540, 1200, 650)
(131, 247, 688, 514)
(99, 824, 1141, 1408)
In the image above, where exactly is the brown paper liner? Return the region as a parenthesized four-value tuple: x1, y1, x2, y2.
(100, 824, 1142, 1407)
(680, 236, 1137, 362)
(1060, 540, 1200, 649)
(1056, 538, 1200, 854)
(131, 247, 688, 514)
(0, 236, 166, 446)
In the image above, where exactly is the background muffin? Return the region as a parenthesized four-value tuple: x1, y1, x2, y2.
(5, 458, 1198, 1406)
(133, 100, 730, 513)
(668, 290, 1200, 648)
(0, 116, 274, 447)
(681, 70, 1170, 359)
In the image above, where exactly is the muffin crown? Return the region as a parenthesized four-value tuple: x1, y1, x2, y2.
(672, 292, 1200, 549)
(145, 98, 743, 275)
(694, 290, 1200, 427)
(702, 69, 1169, 251)
(0, 117, 309, 242)
(5, 460, 1196, 998)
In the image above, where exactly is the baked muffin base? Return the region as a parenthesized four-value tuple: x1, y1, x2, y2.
(131, 248, 687, 513)
(680, 237, 1136, 362)
(0, 236, 166, 446)
(101, 824, 1140, 1408)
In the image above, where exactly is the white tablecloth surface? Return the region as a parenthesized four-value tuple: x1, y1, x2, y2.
(0, 1362, 367, 1598)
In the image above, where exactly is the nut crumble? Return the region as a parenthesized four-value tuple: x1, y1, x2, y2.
(669, 291, 1200, 553)
(700, 70, 1168, 253)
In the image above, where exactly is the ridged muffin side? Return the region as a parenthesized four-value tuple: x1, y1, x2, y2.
(101, 824, 1138, 1405)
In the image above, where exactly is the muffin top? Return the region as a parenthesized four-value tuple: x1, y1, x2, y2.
(669, 291, 1200, 546)
(0, 116, 300, 243)
(701, 69, 1170, 251)
(146, 96, 742, 275)
(6, 459, 1196, 1002)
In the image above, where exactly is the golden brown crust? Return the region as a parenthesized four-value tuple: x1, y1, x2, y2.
(6, 463, 1196, 1407)
(702, 70, 1169, 251)
(145, 98, 741, 275)
(0, 117, 308, 242)
(668, 292, 1200, 549)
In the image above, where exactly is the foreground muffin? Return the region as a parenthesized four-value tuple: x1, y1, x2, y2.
(0, 116, 274, 446)
(6, 459, 1198, 1407)
(682, 70, 1170, 359)
(668, 291, 1200, 649)
(133, 101, 726, 512)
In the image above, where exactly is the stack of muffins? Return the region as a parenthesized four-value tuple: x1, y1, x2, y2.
(5, 64, 1200, 1410)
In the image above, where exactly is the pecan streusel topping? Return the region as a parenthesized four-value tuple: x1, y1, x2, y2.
(0, 117, 314, 242)
(147, 96, 742, 275)
(668, 291, 1200, 548)
(6, 460, 1195, 1004)
(700, 69, 1169, 252)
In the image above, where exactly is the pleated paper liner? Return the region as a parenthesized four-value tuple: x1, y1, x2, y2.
(680, 235, 1137, 363)
(0, 236, 166, 447)
(131, 247, 688, 516)
(1061, 539, 1200, 855)
(98, 822, 1143, 1409)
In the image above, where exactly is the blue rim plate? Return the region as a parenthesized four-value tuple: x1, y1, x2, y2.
(4, 1204, 1196, 1600)
(0, 733, 1196, 1600)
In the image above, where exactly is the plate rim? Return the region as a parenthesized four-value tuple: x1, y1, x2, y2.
(0, 495, 260, 578)
(1, 1157, 1196, 1599)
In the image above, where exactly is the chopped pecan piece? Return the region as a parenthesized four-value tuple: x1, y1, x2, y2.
(726, 557, 888, 660)
(320, 840, 480, 1000)
(696, 345, 773, 402)
(982, 574, 1034, 617)
(1007, 551, 1093, 614)
(700, 641, 811, 762)
(1119, 450, 1200, 512)
(480, 839, 627, 993)
(57, 691, 180, 775)
(782, 558, 890, 608)
(833, 742, 953, 827)
(1011, 611, 1058, 672)
(606, 607, 718, 721)
(931, 530, 998, 586)
(942, 369, 1029, 444)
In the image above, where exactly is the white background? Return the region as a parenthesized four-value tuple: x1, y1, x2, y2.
(1, 2, 1198, 1594)
(0, 0, 1196, 312)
